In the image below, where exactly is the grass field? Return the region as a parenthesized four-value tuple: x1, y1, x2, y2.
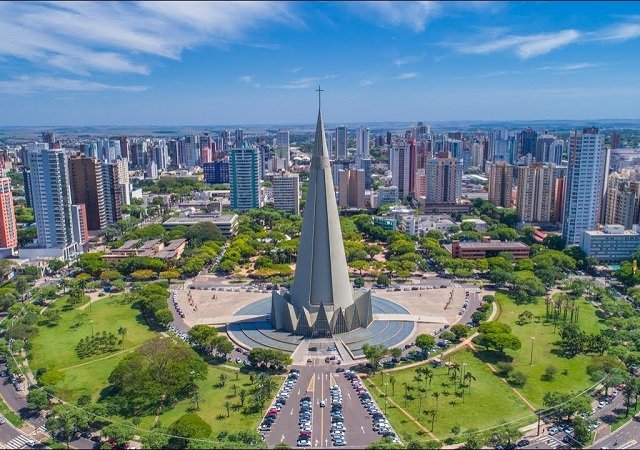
(29, 294, 157, 402)
(138, 366, 265, 435)
(28, 292, 264, 436)
(493, 292, 603, 406)
(366, 348, 533, 442)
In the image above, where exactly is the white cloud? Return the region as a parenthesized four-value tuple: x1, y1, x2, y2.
(593, 22, 640, 42)
(0, 76, 148, 95)
(359, 79, 373, 87)
(239, 75, 261, 88)
(0, 1, 293, 77)
(455, 29, 581, 59)
(355, 1, 441, 32)
(538, 62, 601, 71)
(395, 72, 419, 80)
(265, 75, 337, 89)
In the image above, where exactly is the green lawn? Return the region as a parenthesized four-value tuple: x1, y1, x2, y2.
(138, 366, 264, 436)
(0, 396, 23, 427)
(29, 294, 157, 401)
(366, 348, 533, 442)
(493, 292, 603, 406)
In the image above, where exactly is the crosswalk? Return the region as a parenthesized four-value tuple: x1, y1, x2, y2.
(541, 436, 563, 448)
(36, 424, 50, 436)
(5, 434, 35, 449)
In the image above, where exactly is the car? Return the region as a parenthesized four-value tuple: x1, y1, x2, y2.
(333, 440, 347, 446)
(548, 427, 559, 435)
(565, 426, 574, 434)
(516, 440, 530, 448)
(297, 439, 311, 447)
(320, 400, 326, 407)
(0, 415, 5, 425)
(307, 358, 313, 363)
(598, 400, 607, 408)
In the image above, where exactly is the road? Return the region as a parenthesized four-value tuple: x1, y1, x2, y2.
(523, 388, 628, 449)
(0, 363, 96, 449)
(264, 358, 383, 449)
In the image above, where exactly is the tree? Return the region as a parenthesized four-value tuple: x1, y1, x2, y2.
(40, 369, 65, 387)
(389, 347, 402, 359)
(45, 404, 89, 448)
(508, 371, 528, 387)
(160, 270, 181, 284)
(449, 324, 471, 341)
(541, 364, 558, 382)
(47, 259, 66, 274)
(362, 344, 387, 372)
(516, 310, 534, 325)
(100, 270, 122, 282)
(376, 274, 390, 287)
(170, 413, 212, 448)
(185, 222, 225, 246)
(573, 417, 591, 444)
(101, 423, 134, 447)
(188, 325, 219, 353)
(415, 334, 436, 352)
(107, 337, 207, 416)
(131, 269, 156, 281)
(118, 326, 128, 350)
(511, 271, 546, 303)
(141, 429, 170, 449)
(27, 388, 49, 410)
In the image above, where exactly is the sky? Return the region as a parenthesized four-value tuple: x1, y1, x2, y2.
(1, 1, 640, 126)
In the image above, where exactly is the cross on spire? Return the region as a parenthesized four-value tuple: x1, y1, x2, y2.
(316, 85, 324, 110)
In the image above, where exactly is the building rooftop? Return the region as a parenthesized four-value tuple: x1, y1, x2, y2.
(455, 240, 529, 249)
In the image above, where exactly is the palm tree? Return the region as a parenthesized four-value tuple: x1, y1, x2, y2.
(118, 326, 127, 350)
(432, 391, 441, 416)
(219, 373, 227, 387)
(389, 375, 396, 396)
(224, 401, 231, 417)
(423, 367, 434, 388)
(464, 372, 477, 394)
(403, 382, 409, 407)
(239, 389, 247, 406)
(231, 383, 238, 396)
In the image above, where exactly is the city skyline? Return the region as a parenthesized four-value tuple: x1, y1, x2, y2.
(1, 1, 640, 126)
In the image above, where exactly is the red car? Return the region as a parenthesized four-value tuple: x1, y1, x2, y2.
(268, 408, 279, 415)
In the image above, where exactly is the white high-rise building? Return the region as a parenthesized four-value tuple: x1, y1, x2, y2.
(563, 128, 608, 245)
(356, 126, 370, 160)
(276, 130, 290, 167)
(272, 172, 300, 214)
(389, 142, 411, 200)
(26, 143, 80, 259)
(153, 140, 169, 171)
(116, 158, 130, 205)
(335, 126, 348, 160)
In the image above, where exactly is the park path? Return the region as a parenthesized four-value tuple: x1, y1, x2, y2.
(465, 341, 537, 412)
(367, 378, 441, 444)
(59, 344, 144, 371)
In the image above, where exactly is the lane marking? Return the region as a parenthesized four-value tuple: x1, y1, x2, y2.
(621, 440, 638, 449)
(361, 425, 365, 434)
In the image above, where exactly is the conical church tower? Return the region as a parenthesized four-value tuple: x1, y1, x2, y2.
(271, 89, 372, 337)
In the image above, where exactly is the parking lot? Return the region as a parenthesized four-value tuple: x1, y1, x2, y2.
(263, 361, 393, 448)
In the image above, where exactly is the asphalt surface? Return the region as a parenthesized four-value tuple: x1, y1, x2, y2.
(523, 388, 628, 449)
(264, 360, 384, 448)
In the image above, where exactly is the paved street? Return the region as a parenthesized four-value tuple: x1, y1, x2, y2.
(264, 360, 383, 448)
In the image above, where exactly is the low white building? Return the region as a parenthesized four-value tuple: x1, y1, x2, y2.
(461, 218, 488, 231)
(580, 224, 640, 262)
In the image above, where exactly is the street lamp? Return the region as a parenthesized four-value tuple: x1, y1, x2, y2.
(529, 337, 535, 366)
(90, 320, 94, 338)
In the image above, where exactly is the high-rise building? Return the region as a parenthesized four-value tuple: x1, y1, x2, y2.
(488, 162, 513, 208)
(101, 163, 123, 225)
(145, 159, 158, 179)
(563, 127, 608, 245)
(153, 140, 169, 170)
(536, 133, 564, 165)
(335, 126, 348, 160)
(377, 186, 399, 207)
(471, 141, 484, 168)
(356, 126, 370, 160)
(516, 163, 555, 224)
(517, 128, 537, 160)
(27, 143, 79, 258)
(0, 176, 17, 250)
(230, 147, 261, 211)
(389, 142, 411, 200)
(611, 133, 621, 149)
(338, 169, 366, 209)
(234, 129, 244, 148)
(203, 161, 230, 184)
(425, 152, 462, 206)
(603, 170, 640, 230)
(554, 177, 566, 224)
(115, 158, 130, 205)
(71, 204, 89, 252)
(118, 136, 129, 159)
(181, 135, 199, 168)
(276, 130, 290, 167)
(272, 172, 300, 215)
(22, 168, 33, 208)
(68, 156, 107, 231)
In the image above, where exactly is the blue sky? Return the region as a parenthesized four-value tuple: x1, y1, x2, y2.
(1, 1, 640, 126)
